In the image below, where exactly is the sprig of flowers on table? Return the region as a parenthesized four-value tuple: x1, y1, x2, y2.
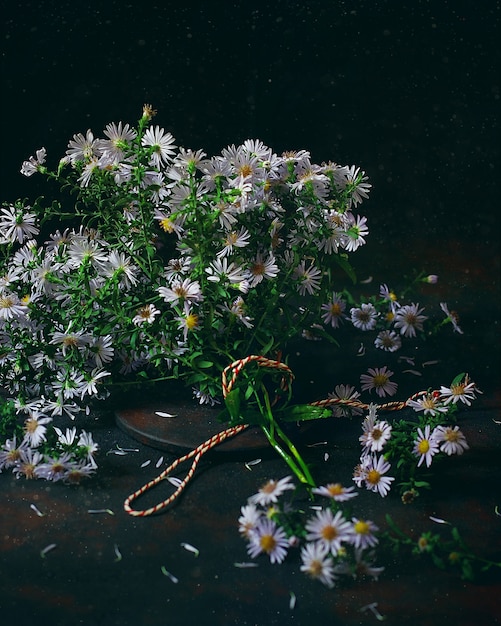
(0, 105, 466, 484)
(353, 373, 480, 501)
(238, 475, 384, 588)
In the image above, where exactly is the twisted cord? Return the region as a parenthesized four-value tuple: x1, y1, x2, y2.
(124, 356, 426, 516)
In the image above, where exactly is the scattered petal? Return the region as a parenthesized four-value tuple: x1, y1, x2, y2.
(161, 566, 179, 583)
(88, 509, 115, 515)
(180, 542, 199, 557)
(30, 503, 45, 517)
(422, 360, 440, 366)
(429, 516, 450, 525)
(403, 369, 422, 376)
(155, 411, 177, 418)
(306, 441, 327, 448)
(357, 343, 366, 356)
(495, 506, 501, 517)
(233, 562, 259, 568)
(40, 543, 57, 558)
(360, 276, 373, 284)
(323, 452, 330, 462)
(245, 458, 262, 470)
(398, 356, 415, 365)
(113, 544, 122, 562)
(156, 456, 164, 468)
(493, 419, 501, 425)
(107, 449, 128, 456)
(360, 602, 386, 621)
(289, 591, 297, 610)
(140, 460, 152, 468)
(167, 476, 183, 487)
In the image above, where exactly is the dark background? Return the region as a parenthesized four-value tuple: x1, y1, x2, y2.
(2, 1, 499, 238)
(1, 0, 500, 394)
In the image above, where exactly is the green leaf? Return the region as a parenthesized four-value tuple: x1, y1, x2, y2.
(450, 372, 466, 386)
(279, 404, 332, 422)
(224, 388, 241, 422)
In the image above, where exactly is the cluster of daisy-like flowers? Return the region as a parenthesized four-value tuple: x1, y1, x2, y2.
(352, 374, 479, 500)
(238, 475, 383, 588)
(0, 399, 97, 484)
(1, 105, 374, 424)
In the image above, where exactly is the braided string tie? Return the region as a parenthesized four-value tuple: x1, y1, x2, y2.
(124, 423, 248, 517)
(124, 355, 293, 516)
(123, 356, 430, 516)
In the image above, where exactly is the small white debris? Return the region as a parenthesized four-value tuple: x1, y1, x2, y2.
(429, 515, 450, 525)
(180, 542, 199, 557)
(233, 562, 259, 568)
(309, 505, 323, 511)
(156, 456, 164, 468)
(113, 543, 122, 562)
(323, 452, 330, 462)
(289, 591, 297, 610)
(166, 476, 183, 487)
(107, 449, 128, 456)
(360, 275, 373, 284)
(155, 411, 177, 418)
(30, 503, 45, 517)
(306, 441, 327, 448)
(357, 343, 366, 356)
(88, 509, 115, 515)
(398, 356, 415, 365)
(244, 458, 262, 471)
(140, 459, 152, 468)
(161, 566, 179, 583)
(40, 543, 57, 558)
(360, 602, 386, 621)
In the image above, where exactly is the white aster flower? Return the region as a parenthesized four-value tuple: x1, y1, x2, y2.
(12, 448, 44, 480)
(433, 425, 469, 455)
(361, 454, 395, 497)
(158, 278, 203, 306)
(0, 205, 39, 244)
(349, 518, 379, 550)
(300, 542, 337, 588)
(293, 260, 322, 295)
(359, 419, 392, 452)
(249, 476, 295, 506)
(327, 384, 363, 418)
(23, 414, 53, 447)
(321, 292, 347, 328)
(248, 252, 279, 287)
(374, 329, 402, 352)
(393, 303, 427, 338)
(305, 509, 352, 555)
(66, 129, 100, 163)
(247, 518, 289, 564)
(238, 503, 262, 539)
(407, 392, 448, 417)
(132, 304, 161, 325)
(342, 214, 369, 251)
(350, 303, 378, 331)
(439, 375, 479, 406)
(312, 483, 358, 502)
(217, 227, 251, 258)
(439, 302, 464, 334)
(20, 147, 47, 176)
(0, 291, 28, 321)
(141, 125, 176, 167)
(360, 366, 398, 398)
(413, 425, 440, 467)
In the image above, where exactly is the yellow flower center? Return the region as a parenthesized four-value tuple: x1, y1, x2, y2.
(185, 313, 199, 330)
(354, 520, 370, 535)
(160, 218, 175, 233)
(418, 439, 430, 454)
(260, 534, 277, 554)
(327, 483, 343, 496)
(372, 374, 388, 388)
(321, 525, 338, 542)
(366, 469, 381, 485)
(444, 429, 459, 442)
